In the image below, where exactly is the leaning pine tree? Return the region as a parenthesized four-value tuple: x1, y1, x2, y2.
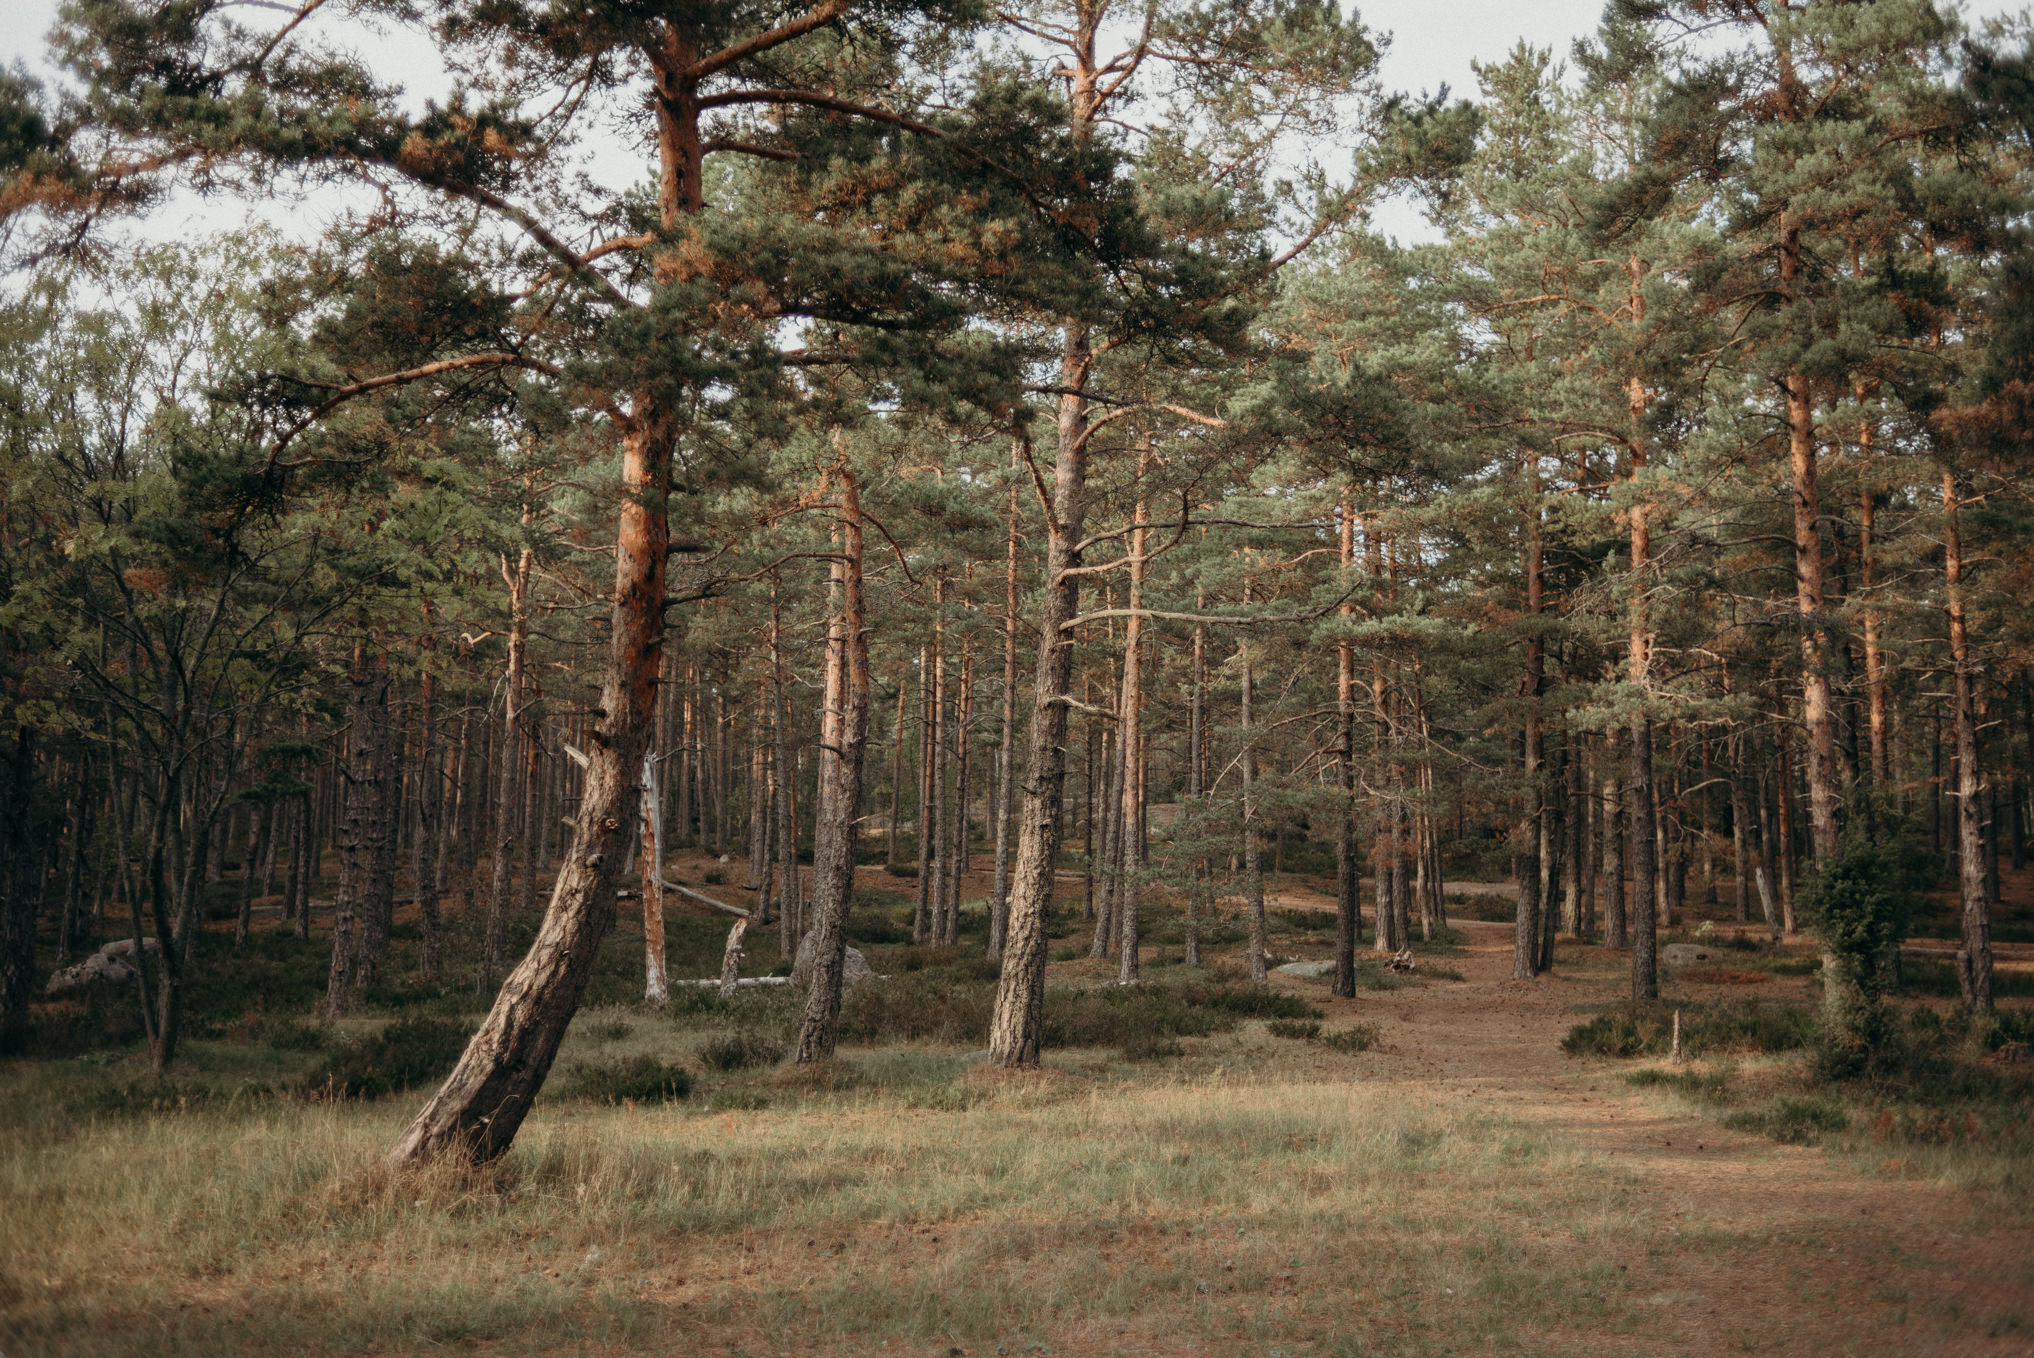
(40, 0, 1102, 1163)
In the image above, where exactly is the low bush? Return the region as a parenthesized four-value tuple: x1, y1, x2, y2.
(1177, 982, 1322, 1020)
(304, 1017, 471, 1100)
(1722, 1096, 1849, 1145)
(838, 974, 996, 1044)
(579, 1016, 633, 1043)
(256, 1017, 329, 1051)
(1322, 1024, 1379, 1054)
(1267, 1019, 1321, 1040)
(697, 1032, 785, 1072)
(570, 1055, 693, 1104)
(1624, 1066, 1726, 1098)
(1561, 1001, 1815, 1060)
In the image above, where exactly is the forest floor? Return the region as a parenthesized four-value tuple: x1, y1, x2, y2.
(3, 859, 2032, 1357)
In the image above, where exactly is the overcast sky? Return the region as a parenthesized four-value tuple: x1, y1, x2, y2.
(3, 0, 2026, 244)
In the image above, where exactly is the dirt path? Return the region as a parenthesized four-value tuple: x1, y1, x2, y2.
(1282, 916, 2034, 1356)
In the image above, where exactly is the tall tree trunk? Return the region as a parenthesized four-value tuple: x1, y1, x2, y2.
(1783, 235, 1840, 863)
(1945, 470, 1993, 1012)
(774, 586, 800, 953)
(389, 401, 671, 1164)
(1516, 470, 1545, 980)
(989, 453, 1022, 960)
(912, 642, 934, 944)
(1334, 501, 1361, 996)
(0, 728, 41, 1022)
(415, 607, 445, 982)
(1730, 727, 1755, 926)
(353, 655, 400, 994)
(1184, 605, 1207, 967)
(235, 798, 270, 952)
(1604, 726, 1626, 950)
(1625, 352, 1659, 998)
(325, 646, 379, 1018)
(1242, 630, 1268, 983)
(945, 635, 974, 946)
(1088, 679, 1123, 960)
(929, 576, 951, 943)
(484, 546, 533, 981)
(888, 668, 906, 872)
(986, 372, 1094, 1064)
(1115, 445, 1151, 984)
(797, 458, 872, 1061)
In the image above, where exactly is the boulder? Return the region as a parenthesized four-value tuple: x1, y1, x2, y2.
(790, 931, 875, 993)
(1274, 960, 1336, 979)
(44, 938, 157, 996)
(1661, 942, 1725, 967)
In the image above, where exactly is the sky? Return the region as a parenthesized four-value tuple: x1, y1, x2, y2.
(3, 0, 2027, 244)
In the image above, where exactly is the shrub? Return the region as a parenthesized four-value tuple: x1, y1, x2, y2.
(1722, 1096, 1849, 1145)
(571, 1055, 693, 1104)
(663, 988, 730, 1019)
(703, 869, 725, 885)
(1802, 810, 1929, 1075)
(697, 1032, 785, 1072)
(1177, 982, 1322, 1020)
(256, 1018, 329, 1052)
(1042, 986, 1228, 1050)
(1119, 1029, 1186, 1061)
(1322, 1024, 1379, 1054)
(1561, 1002, 1814, 1060)
(580, 1016, 634, 1043)
(838, 974, 995, 1044)
(305, 1017, 471, 1100)
(1267, 1019, 1321, 1040)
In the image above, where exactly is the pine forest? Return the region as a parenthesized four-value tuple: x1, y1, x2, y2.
(3, 0, 2034, 1353)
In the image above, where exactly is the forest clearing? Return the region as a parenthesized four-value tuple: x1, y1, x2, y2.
(3, 857, 2033, 1356)
(6, 0, 2034, 1351)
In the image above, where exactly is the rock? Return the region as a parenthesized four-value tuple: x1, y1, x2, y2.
(1662, 943, 1725, 967)
(790, 931, 875, 993)
(44, 938, 157, 996)
(1274, 960, 1336, 979)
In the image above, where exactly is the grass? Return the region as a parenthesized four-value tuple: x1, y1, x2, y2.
(11, 868, 2034, 1354)
(1591, 999, 2034, 1197)
(0, 1060, 1684, 1358)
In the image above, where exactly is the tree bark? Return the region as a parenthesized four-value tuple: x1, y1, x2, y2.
(1115, 446, 1151, 985)
(484, 545, 533, 981)
(989, 451, 1022, 960)
(1945, 469, 1993, 1012)
(1241, 594, 1268, 984)
(797, 457, 872, 1061)
(416, 607, 445, 982)
(388, 407, 670, 1165)
(1334, 502, 1360, 996)
(987, 347, 1094, 1065)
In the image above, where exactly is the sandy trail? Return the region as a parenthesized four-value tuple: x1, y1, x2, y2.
(1274, 914, 2034, 1356)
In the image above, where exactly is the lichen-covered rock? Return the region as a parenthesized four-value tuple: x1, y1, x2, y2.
(1661, 943, 1724, 967)
(1274, 960, 1335, 979)
(44, 938, 157, 995)
(790, 931, 875, 994)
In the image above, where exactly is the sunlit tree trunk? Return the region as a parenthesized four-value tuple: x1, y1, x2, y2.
(798, 460, 872, 1060)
